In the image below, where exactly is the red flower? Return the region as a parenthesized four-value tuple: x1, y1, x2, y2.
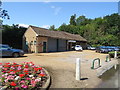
(23, 70, 28, 73)
(34, 68, 39, 71)
(39, 67, 42, 70)
(19, 74, 25, 78)
(25, 65, 29, 68)
(5, 63, 10, 65)
(19, 65, 23, 67)
(39, 74, 45, 77)
(4, 65, 10, 67)
(13, 62, 17, 65)
(10, 70, 14, 71)
(25, 73, 28, 75)
(10, 82, 16, 86)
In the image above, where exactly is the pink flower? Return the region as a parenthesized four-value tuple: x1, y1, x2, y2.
(32, 77, 35, 79)
(11, 66, 15, 69)
(17, 66, 22, 70)
(15, 87, 19, 90)
(26, 77, 30, 80)
(23, 68, 29, 71)
(31, 65, 35, 68)
(21, 85, 28, 88)
(20, 80, 25, 83)
(0, 66, 2, 68)
(35, 79, 40, 82)
(2, 71, 6, 73)
(4, 79, 8, 82)
(7, 75, 14, 80)
(31, 80, 36, 85)
(31, 80, 36, 87)
(10, 72, 15, 74)
(2, 74, 5, 77)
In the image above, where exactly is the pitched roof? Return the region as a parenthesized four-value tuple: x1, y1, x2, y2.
(29, 25, 87, 42)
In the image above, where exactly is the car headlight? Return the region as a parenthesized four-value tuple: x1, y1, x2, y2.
(20, 50, 24, 53)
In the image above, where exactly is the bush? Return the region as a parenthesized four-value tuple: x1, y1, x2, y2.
(109, 51, 120, 58)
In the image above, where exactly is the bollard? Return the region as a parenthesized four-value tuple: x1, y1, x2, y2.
(76, 58, 80, 80)
(114, 64, 117, 70)
(114, 51, 117, 59)
(105, 55, 111, 62)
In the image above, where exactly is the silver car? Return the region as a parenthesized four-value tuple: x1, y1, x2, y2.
(0, 44, 24, 58)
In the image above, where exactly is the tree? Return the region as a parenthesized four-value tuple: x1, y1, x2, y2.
(2, 25, 27, 49)
(76, 15, 86, 26)
(0, 1, 9, 19)
(69, 14, 76, 26)
(58, 13, 120, 46)
(49, 25, 56, 31)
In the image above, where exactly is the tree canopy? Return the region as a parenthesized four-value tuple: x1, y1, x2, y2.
(1, 13, 120, 49)
(2, 25, 27, 49)
(58, 13, 120, 46)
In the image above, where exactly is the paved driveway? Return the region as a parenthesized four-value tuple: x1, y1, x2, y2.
(0, 50, 108, 88)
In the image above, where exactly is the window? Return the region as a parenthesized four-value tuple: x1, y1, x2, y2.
(0, 45, 10, 49)
(34, 41, 36, 45)
(26, 41, 28, 45)
(31, 41, 33, 45)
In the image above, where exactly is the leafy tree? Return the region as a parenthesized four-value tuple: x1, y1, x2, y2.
(49, 25, 56, 31)
(69, 14, 76, 26)
(2, 25, 27, 49)
(76, 15, 85, 25)
(0, 1, 9, 19)
(58, 13, 120, 46)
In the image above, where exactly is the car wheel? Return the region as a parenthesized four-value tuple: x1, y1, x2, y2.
(13, 53, 19, 58)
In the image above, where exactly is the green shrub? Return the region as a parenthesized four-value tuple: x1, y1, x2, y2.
(109, 51, 120, 58)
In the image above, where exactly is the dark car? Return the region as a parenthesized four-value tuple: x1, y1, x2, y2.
(0, 44, 24, 57)
(96, 46, 109, 53)
(96, 46, 120, 53)
(113, 47, 120, 51)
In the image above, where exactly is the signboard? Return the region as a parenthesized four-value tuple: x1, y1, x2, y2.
(68, 40, 76, 43)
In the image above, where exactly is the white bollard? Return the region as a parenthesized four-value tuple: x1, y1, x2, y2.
(114, 64, 117, 70)
(114, 51, 117, 59)
(76, 58, 81, 80)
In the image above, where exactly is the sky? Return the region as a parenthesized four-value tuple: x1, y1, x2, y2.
(2, 2, 118, 28)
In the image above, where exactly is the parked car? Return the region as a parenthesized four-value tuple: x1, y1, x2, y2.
(74, 45, 83, 51)
(113, 47, 120, 51)
(96, 46, 120, 53)
(87, 46, 96, 50)
(0, 44, 24, 58)
(96, 46, 109, 53)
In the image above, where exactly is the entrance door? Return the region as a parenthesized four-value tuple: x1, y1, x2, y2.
(43, 42, 47, 52)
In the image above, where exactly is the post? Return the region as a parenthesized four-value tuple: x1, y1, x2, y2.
(114, 51, 117, 59)
(35, 37, 38, 53)
(114, 64, 117, 70)
(76, 58, 80, 80)
(35, 46, 38, 53)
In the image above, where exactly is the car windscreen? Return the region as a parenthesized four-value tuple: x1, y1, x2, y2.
(0, 45, 10, 49)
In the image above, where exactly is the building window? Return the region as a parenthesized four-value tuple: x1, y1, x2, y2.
(31, 41, 33, 45)
(26, 41, 28, 45)
(34, 41, 36, 45)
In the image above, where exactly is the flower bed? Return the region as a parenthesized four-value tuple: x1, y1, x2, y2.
(0, 62, 49, 89)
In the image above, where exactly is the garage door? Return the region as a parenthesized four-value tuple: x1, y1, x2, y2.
(48, 38, 57, 52)
(58, 39, 67, 51)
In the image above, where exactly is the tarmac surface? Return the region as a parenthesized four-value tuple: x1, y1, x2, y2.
(0, 50, 118, 88)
